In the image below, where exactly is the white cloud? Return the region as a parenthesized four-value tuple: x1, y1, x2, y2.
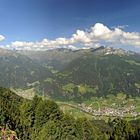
(72, 30, 91, 43)
(0, 35, 5, 41)
(91, 23, 111, 37)
(2, 23, 140, 50)
(11, 41, 34, 47)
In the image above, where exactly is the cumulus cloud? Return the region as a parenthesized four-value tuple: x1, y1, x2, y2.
(2, 23, 140, 50)
(0, 35, 5, 41)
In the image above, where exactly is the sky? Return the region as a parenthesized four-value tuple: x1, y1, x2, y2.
(0, 0, 140, 51)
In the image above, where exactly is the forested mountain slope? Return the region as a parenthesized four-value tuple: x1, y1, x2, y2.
(38, 49, 140, 100)
(0, 87, 140, 140)
(0, 47, 140, 101)
(0, 48, 52, 88)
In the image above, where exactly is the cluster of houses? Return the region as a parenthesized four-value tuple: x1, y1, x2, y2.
(78, 103, 140, 118)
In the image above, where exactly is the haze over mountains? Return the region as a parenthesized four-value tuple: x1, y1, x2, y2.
(0, 46, 140, 101)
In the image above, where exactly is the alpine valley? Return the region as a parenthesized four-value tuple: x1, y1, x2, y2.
(0, 46, 140, 100)
(1, 46, 140, 139)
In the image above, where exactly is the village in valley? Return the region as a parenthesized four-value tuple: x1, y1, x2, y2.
(59, 93, 140, 120)
(78, 103, 140, 118)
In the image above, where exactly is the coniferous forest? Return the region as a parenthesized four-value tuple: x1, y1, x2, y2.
(0, 87, 140, 140)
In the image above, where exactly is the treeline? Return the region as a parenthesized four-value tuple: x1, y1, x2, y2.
(0, 87, 140, 140)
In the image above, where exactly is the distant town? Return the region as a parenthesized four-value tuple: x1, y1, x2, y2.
(78, 103, 140, 118)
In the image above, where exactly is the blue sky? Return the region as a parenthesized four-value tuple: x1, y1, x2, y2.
(0, 0, 140, 51)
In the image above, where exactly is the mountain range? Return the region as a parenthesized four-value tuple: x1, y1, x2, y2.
(0, 46, 140, 101)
